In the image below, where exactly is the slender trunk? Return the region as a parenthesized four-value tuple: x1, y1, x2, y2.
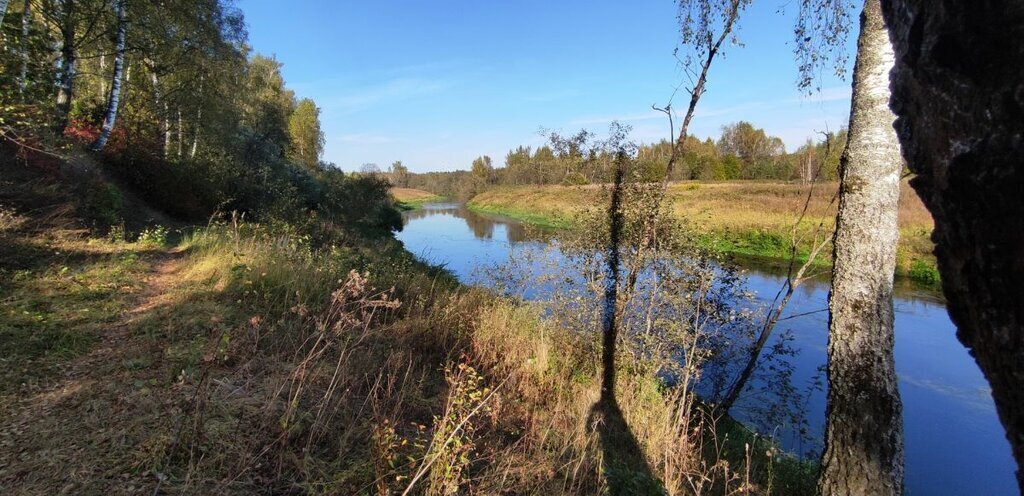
(99, 53, 106, 99)
(621, 0, 742, 306)
(148, 64, 169, 159)
(91, 0, 126, 152)
(17, 0, 29, 100)
(882, 0, 1024, 489)
(162, 102, 170, 158)
(190, 108, 200, 158)
(818, 1, 904, 494)
(176, 108, 183, 158)
(190, 78, 202, 158)
(54, 0, 76, 134)
(0, 0, 9, 27)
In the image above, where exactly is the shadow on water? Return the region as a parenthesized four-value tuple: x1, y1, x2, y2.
(589, 396, 664, 495)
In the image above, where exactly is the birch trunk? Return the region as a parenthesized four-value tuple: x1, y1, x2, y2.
(176, 109, 183, 158)
(190, 107, 201, 158)
(18, 0, 29, 100)
(882, 0, 1024, 489)
(190, 77, 203, 159)
(148, 64, 169, 159)
(91, 0, 126, 152)
(99, 54, 106, 99)
(817, 0, 904, 494)
(54, 0, 76, 134)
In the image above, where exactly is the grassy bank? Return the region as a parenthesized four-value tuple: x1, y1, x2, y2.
(1, 166, 814, 494)
(468, 181, 940, 284)
(392, 187, 446, 210)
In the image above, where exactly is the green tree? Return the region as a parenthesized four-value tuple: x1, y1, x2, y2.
(389, 160, 409, 187)
(288, 98, 324, 171)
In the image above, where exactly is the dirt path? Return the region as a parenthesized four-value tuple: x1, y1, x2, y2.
(0, 248, 189, 495)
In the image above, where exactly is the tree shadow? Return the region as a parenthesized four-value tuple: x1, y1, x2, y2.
(589, 395, 664, 495)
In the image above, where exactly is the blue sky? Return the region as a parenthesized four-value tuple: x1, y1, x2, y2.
(241, 0, 855, 173)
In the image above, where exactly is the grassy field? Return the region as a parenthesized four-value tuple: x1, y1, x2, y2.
(392, 187, 446, 210)
(468, 181, 939, 284)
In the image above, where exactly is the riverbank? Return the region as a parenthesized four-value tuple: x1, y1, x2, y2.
(466, 181, 940, 284)
(1, 162, 813, 494)
(392, 187, 446, 210)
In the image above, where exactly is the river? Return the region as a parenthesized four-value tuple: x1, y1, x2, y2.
(398, 202, 1017, 495)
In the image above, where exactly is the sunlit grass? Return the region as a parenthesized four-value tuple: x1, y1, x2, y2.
(392, 187, 446, 210)
(468, 180, 938, 283)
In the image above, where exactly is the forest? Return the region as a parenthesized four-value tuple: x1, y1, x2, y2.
(0, 1, 1022, 495)
(401, 124, 848, 200)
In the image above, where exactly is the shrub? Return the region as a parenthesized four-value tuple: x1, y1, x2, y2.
(82, 180, 123, 226)
(909, 259, 940, 285)
(137, 225, 169, 247)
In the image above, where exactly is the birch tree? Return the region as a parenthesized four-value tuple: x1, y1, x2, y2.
(91, 0, 127, 151)
(18, 0, 30, 100)
(288, 98, 324, 171)
(818, 0, 904, 493)
(53, 0, 76, 134)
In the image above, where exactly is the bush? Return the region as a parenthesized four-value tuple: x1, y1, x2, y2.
(82, 180, 123, 226)
(909, 259, 940, 285)
(137, 225, 169, 247)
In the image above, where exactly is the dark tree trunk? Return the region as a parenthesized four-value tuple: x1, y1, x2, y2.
(818, 0, 904, 494)
(600, 156, 625, 403)
(91, 0, 127, 152)
(54, 0, 76, 135)
(881, 0, 1024, 490)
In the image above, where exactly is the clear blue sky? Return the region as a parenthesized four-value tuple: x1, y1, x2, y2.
(241, 0, 855, 173)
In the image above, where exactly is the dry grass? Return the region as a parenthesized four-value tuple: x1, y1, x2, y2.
(0, 217, 807, 494)
(469, 180, 938, 281)
(393, 187, 445, 207)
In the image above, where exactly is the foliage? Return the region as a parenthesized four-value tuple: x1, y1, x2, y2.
(0, 0, 401, 242)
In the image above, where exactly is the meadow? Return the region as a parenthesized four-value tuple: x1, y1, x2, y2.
(466, 180, 939, 284)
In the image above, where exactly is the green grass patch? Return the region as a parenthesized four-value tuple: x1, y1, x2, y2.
(0, 243, 152, 392)
(396, 195, 446, 211)
(466, 201, 574, 230)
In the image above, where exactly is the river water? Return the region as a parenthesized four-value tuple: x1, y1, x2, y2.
(397, 202, 1017, 495)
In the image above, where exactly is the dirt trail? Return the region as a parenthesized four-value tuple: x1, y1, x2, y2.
(0, 248, 188, 495)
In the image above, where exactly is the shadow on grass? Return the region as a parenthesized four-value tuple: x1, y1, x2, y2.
(589, 396, 664, 495)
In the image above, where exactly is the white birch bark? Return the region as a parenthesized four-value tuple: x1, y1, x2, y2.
(818, 0, 904, 494)
(190, 77, 203, 159)
(18, 0, 29, 100)
(91, 0, 127, 152)
(176, 108, 183, 158)
(54, 0, 76, 133)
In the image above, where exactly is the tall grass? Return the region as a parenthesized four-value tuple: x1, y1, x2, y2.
(113, 220, 809, 494)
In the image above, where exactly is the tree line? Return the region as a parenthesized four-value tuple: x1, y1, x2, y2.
(0, 0, 400, 238)
(399, 122, 847, 199)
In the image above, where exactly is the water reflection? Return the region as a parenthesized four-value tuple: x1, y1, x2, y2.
(396, 202, 1017, 496)
(403, 202, 532, 243)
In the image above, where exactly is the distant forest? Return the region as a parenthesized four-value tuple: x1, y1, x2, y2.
(396, 122, 848, 199)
